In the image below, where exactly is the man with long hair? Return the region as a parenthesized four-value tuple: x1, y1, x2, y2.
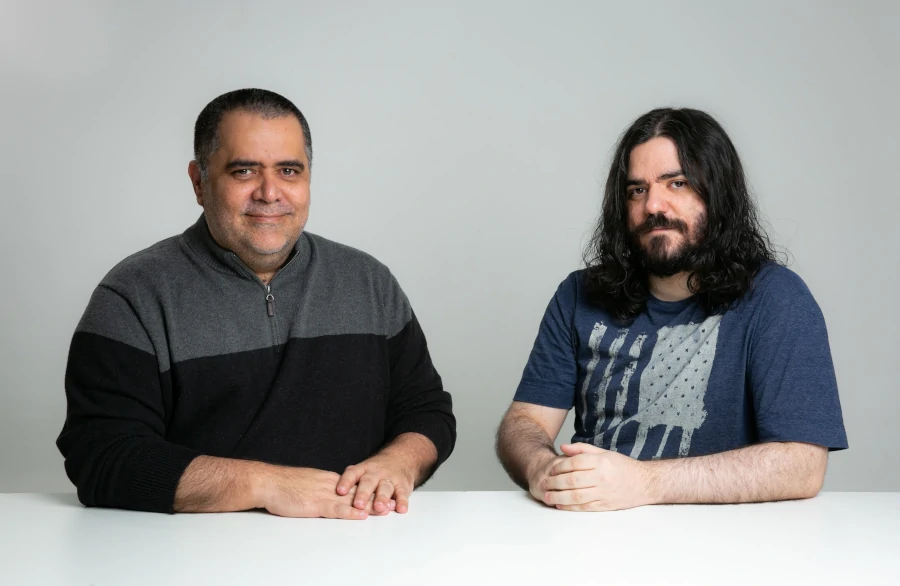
(496, 108, 847, 510)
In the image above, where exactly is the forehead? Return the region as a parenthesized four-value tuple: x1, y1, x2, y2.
(216, 110, 306, 159)
(628, 136, 681, 179)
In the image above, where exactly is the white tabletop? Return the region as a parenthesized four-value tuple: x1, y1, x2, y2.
(2, 491, 899, 585)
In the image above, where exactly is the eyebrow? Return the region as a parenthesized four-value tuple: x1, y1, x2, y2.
(657, 169, 685, 181)
(224, 159, 306, 171)
(225, 159, 261, 170)
(276, 160, 306, 169)
(626, 169, 686, 186)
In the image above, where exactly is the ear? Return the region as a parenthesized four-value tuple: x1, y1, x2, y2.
(187, 160, 204, 206)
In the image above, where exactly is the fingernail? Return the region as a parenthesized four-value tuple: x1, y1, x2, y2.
(355, 500, 365, 508)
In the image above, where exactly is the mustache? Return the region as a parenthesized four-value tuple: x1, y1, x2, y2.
(633, 214, 689, 237)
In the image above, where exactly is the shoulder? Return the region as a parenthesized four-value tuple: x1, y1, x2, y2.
(747, 262, 817, 309)
(556, 269, 586, 297)
(737, 263, 828, 338)
(537, 269, 593, 320)
(304, 233, 409, 330)
(305, 232, 393, 278)
(99, 234, 186, 297)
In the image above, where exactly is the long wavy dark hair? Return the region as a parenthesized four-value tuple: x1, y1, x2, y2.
(583, 108, 779, 322)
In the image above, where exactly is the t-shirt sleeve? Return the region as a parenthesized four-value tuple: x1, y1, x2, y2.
(513, 273, 579, 410)
(748, 271, 848, 450)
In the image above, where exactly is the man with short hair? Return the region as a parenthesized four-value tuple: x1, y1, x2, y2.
(58, 88, 455, 519)
(496, 108, 847, 511)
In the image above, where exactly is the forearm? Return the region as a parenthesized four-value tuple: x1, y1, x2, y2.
(379, 432, 439, 487)
(496, 413, 558, 490)
(644, 441, 827, 505)
(174, 455, 273, 513)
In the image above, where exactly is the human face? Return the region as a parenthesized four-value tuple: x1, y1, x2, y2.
(625, 136, 706, 277)
(189, 110, 310, 275)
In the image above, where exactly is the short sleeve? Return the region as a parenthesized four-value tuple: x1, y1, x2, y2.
(513, 273, 580, 410)
(748, 271, 848, 450)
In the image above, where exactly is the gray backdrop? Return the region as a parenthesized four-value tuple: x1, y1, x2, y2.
(2, 0, 897, 493)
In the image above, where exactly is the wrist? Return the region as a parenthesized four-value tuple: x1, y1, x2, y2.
(525, 448, 557, 489)
(248, 461, 277, 510)
(640, 460, 663, 505)
(380, 433, 436, 484)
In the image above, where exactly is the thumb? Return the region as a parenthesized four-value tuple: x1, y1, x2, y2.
(560, 442, 604, 456)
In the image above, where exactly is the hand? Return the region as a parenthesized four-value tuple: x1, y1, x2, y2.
(524, 451, 568, 504)
(337, 453, 416, 514)
(257, 466, 395, 520)
(541, 443, 653, 511)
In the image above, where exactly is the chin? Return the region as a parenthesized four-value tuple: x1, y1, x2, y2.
(244, 235, 288, 255)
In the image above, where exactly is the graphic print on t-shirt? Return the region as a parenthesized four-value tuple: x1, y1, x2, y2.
(582, 315, 721, 458)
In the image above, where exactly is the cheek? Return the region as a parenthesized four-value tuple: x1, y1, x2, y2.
(626, 205, 643, 232)
(287, 186, 311, 211)
(212, 182, 254, 214)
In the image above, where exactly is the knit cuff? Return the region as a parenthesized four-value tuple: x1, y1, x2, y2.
(128, 443, 202, 513)
(387, 413, 456, 467)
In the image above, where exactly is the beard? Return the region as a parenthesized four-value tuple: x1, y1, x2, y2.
(630, 212, 707, 277)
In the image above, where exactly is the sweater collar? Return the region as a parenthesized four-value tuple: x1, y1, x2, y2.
(182, 213, 310, 281)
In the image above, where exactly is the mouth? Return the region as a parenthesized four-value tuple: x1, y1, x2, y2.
(246, 214, 286, 223)
(644, 227, 678, 236)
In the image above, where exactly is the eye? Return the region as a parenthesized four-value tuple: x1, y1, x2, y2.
(629, 187, 647, 198)
(281, 168, 297, 177)
(232, 169, 252, 177)
(671, 180, 687, 189)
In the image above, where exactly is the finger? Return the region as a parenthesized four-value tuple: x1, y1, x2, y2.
(337, 465, 364, 496)
(543, 471, 593, 491)
(560, 443, 604, 456)
(372, 479, 395, 513)
(365, 494, 391, 516)
(353, 473, 381, 509)
(550, 454, 595, 476)
(556, 503, 593, 512)
(324, 501, 368, 520)
(394, 485, 411, 514)
(543, 488, 594, 506)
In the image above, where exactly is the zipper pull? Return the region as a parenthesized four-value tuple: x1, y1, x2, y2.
(266, 285, 275, 317)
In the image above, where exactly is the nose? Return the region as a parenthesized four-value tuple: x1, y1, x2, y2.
(644, 183, 670, 215)
(254, 171, 279, 203)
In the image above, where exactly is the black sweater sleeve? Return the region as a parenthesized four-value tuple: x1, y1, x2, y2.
(384, 311, 456, 469)
(56, 286, 200, 513)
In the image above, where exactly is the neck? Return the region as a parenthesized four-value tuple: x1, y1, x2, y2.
(648, 271, 694, 302)
(245, 252, 292, 286)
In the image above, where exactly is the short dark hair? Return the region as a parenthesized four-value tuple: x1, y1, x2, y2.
(193, 88, 312, 175)
(583, 107, 779, 322)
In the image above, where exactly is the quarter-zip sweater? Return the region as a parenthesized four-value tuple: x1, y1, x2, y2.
(57, 215, 456, 513)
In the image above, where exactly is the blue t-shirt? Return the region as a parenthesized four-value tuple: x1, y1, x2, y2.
(514, 263, 848, 459)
